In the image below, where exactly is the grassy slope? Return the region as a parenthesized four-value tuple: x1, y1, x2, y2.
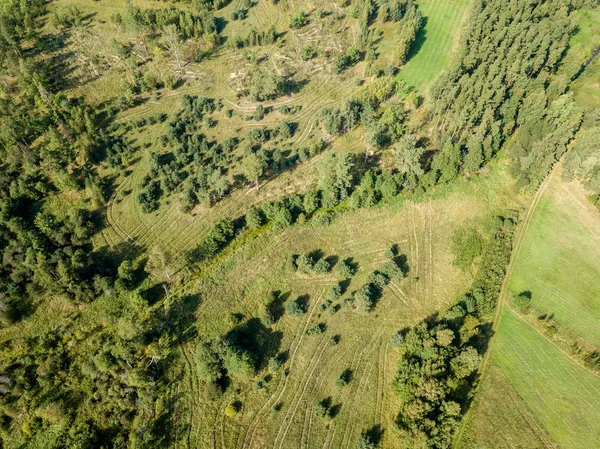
(493, 309, 600, 448)
(508, 180, 600, 345)
(171, 161, 517, 449)
(397, 0, 469, 92)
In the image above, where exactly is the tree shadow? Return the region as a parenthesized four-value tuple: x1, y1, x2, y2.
(405, 16, 429, 62)
(225, 318, 283, 371)
(364, 424, 384, 446)
(268, 291, 290, 323)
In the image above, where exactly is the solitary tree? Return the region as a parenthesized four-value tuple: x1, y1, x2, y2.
(242, 153, 266, 189)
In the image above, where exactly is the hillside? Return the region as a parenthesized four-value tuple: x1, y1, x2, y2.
(0, 1, 598, 448)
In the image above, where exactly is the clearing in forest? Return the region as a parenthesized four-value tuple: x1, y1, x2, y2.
(172, 185, 496, 449)
(396, 0, 469, 91)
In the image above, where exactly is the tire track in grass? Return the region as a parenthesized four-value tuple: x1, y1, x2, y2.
(340, 336, 383, 449)
(300, 340, 357, 449)
(240, 288, 327, 449)
(133, 200, 180, 246)
(334, 334, 381, 449)
(376, 342, 389, 424)
(106, 176, 137, 244)
(273, 337, 330, 449)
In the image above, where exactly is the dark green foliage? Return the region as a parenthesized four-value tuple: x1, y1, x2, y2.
(391, 331, 405, 347)
(336, 369, 352, 387)
(431, 0, 582, 185)
(301, 45, 318, 60)
(246, 69, 291, 102)
(313, 258, 331, 274)
(353, 284, 376, 314)
(186, 218, 235, 263)
(335, 46, 361, 72)
(232, 26, 278, 48)
(326, 283, 343, 301)
(318, 153, 355, 208)
(246, 208, 264, 230)
(514, 291, 532, 312)
(306, 323, 326, 336)
(296, 253, 314, 273)
(285, 298, 306, 317)
(289, 11, 308, 29)
(451, 227, 484, 270)
(116, 2, 219, 40)
(337, 258, 357, 278)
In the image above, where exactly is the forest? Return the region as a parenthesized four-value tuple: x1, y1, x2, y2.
(0, 0, 599, 448)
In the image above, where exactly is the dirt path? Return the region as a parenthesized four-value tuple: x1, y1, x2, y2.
(452, 160, 562, 447)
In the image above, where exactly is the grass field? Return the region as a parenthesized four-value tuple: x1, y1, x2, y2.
(397, 0, 470, 93)
(460, 168, 600, 448)
(508, 179, 600, 345)
(171, 191, 491, 449)
(463, 308, 600, 449)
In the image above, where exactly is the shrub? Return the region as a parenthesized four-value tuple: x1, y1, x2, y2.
(290, 11, 308, 29)
(313, 258, 331, 274)
(337, 259, 355, 278)
(225, 404, 239, 417)
(285, 299, 305, 316)
(391, 331, 404, 347)
(296, 253, 314, 273)
(268, 357, 282, 372)
(301, 45, 318, 60)
(246, 208, 264, 229)
(307, 323, 325, 335)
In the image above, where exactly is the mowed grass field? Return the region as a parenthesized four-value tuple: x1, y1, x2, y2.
(462, 308, 600, 449)
(169, 188, 496, 449)
(460, 177, 600, 448)
(508, 179, 600, 345)
(397, 0, 470, 92)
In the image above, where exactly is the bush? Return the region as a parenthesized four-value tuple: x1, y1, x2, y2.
(307, 323, 325, 335)
(514, 291, 532, 312)
(285, 299, 305, 316)
(391, 331, 404, 347)
(296, 253, 314, 273)
(290, 11, 308, 29)
(313, 258, 331, 274)
(301, 45, 318, 60)
(246, 208, 264, 229)
(337, 259, 356, 278)
(225, 404, 239, 417)
(326, 283, 342, 301)
(268, 356, 282, 372)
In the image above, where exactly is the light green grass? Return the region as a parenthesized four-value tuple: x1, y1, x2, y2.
(508, 180, 600, 345)
(174, 186, 493, 449)
(397, 0, 469, 92)
(460, 366, 552, 449)
(569, 7, 600, 110)
(491, 308, 600, 449)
